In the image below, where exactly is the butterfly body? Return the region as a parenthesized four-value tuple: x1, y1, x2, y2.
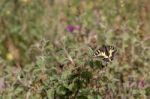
(93, 45, 117, 63)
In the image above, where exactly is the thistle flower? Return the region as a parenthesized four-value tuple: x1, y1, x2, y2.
(66, 25, 75, 32)
(66, 25, 81, 32)
(138, 80, 145, 88)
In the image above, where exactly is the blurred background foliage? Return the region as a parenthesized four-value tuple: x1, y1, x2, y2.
(0, 0, 150, 99)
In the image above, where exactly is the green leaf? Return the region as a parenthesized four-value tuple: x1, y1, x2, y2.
(56, 85, 67, 95)
(146, 87, 150, 96)
(68, 82, 77, 91)
(61, 70, 71, 80)
(80, 71, 92, 83)
(47, 89, 55, 99)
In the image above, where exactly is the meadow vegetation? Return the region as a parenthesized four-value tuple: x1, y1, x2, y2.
(0, 0, 150, 99)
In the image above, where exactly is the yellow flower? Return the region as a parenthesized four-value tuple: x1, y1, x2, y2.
(6, 53, 14, 61)
(21, 0, 29, 3)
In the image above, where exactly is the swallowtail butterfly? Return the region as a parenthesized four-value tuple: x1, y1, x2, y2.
(93, 45, 117, 63)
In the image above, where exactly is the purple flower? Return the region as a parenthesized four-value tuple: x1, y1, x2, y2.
(138, 80, 145, 88)
(66, 25, 75, 32)
(66, 25, 81, 32)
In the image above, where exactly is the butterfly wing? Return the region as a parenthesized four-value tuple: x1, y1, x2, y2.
(108, 46, 117, 61)
(93, 46, 109, 59)
(93, 45, 116, 62)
